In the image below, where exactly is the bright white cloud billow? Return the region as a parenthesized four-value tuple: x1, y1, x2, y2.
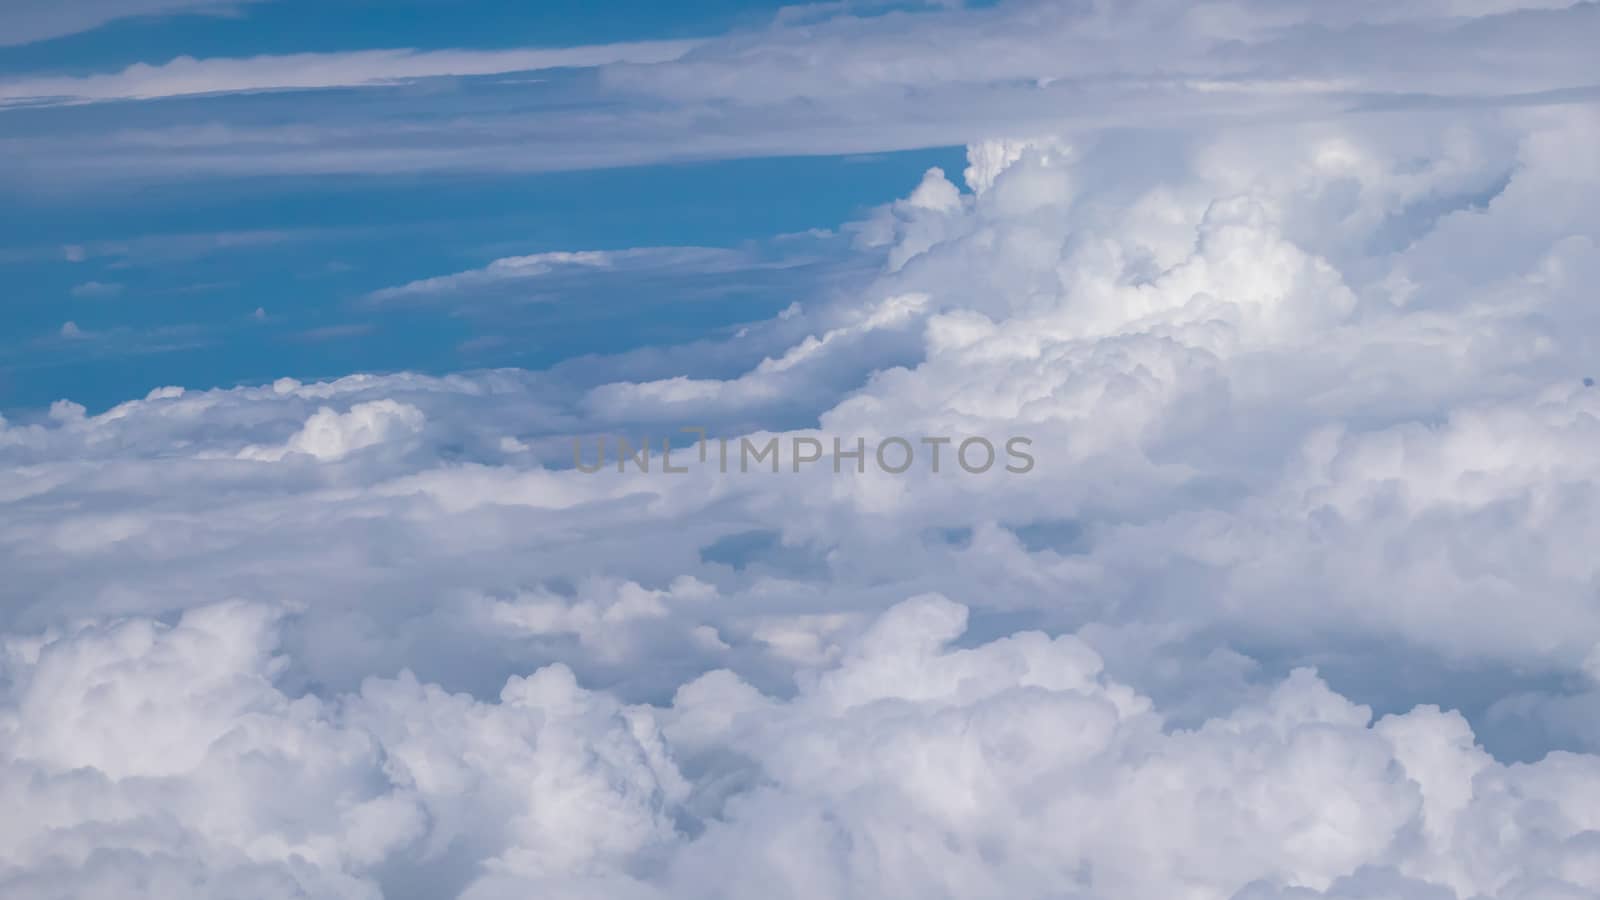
(5, 1, 1600, 897)
(8, 106, 1600, 893)
(3, 596, 1600, 899)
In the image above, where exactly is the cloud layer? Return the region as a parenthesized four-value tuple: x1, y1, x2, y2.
(5, 594, 1600, 899)
(4, 0, 1598, 179)
(5, 1, 1600, 896)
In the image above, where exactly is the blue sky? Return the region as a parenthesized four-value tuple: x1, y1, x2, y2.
(0, 1, 973, 413)
(0, 0, 790, 67)
(5, 0, 1581, 409)
(1, 146, 961, 411)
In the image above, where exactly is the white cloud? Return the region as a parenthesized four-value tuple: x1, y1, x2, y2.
(3, 0, 1596, 179)
(5, 12, 1600, 893)
(8, 112, 1600, 695)
(237, 399, 426, 462)
(367, 249, 702, 302)
(4, 596, 1600, 898)
(0, 598, 685, 898)
(69, 280, 123, 298)
(583, 291, 929, 422)
(0, 41, 699, 108)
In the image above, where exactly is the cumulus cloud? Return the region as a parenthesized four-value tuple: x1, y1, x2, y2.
(5, 5, 1600, 894)
(0, 598, 684, 899)
(236, 399, 426, 462)
(8, 111, 1600, 705)
(3, 596, 1600, 899)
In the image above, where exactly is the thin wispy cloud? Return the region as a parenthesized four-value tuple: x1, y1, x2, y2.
(0, 0, 267, 47)
(69, 280, 124, 298)
(0, 41, 701, 108)
(2, 1, 1595, 180)
(365, 247, 774, 302)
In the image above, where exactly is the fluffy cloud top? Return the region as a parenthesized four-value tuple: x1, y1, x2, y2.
(6, 2, 1600, 896)
(4, 596, 1599, 899)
